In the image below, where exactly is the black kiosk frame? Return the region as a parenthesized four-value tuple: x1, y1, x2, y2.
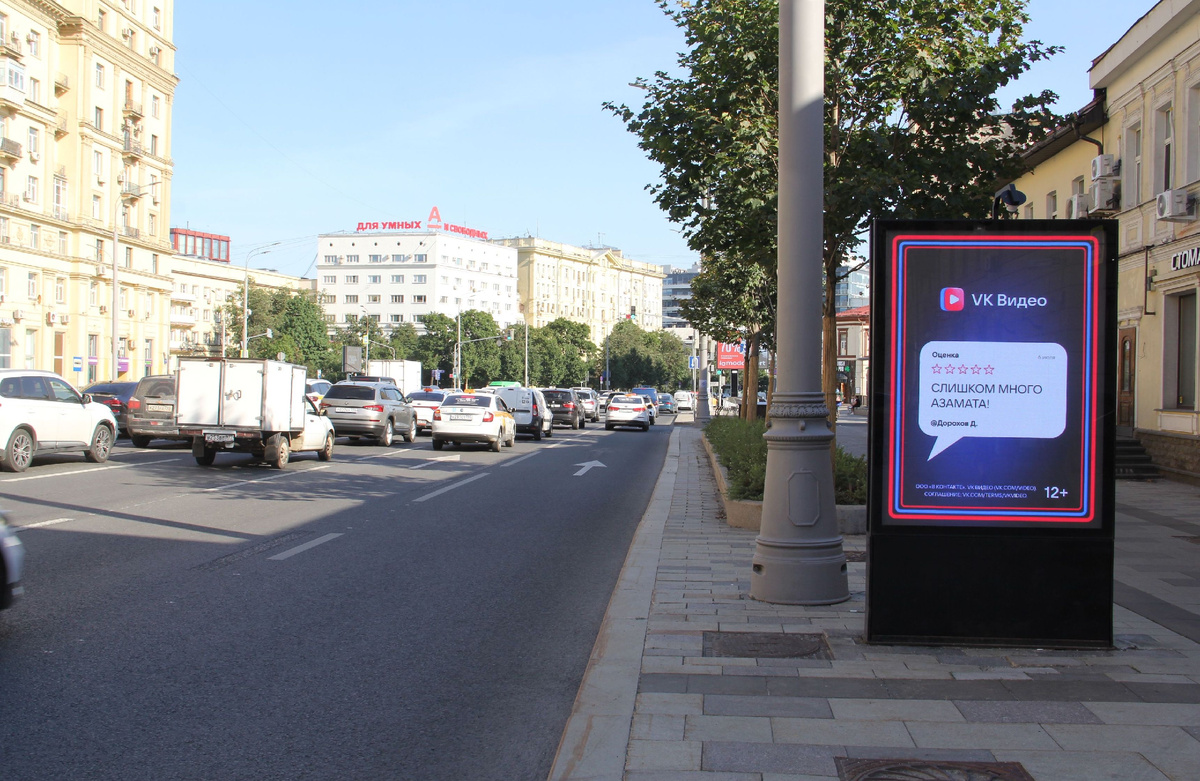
(866, 219, 1116, 648)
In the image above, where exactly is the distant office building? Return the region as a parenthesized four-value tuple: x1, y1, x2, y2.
(494, 236, 665, 345)
(835, 262, 870, 312)
(317, 228, 520, 334)
(171, 228, 230, 262)
(662, 263, 699, 333)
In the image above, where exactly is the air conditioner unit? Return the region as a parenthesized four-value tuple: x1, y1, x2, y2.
(29, 151, 39, 163)
(96, 175, 106, 185)
(149, 46, 160, 57)
(99, 305, 108, 314)
(22, 193, 34, 202)
(46, 312, 57, 325)
(1091, 154, 1116, 181)
(127, 309, 136, 318)
(1066, 193, 1091, 220)
(12, 309, 24, 321)
(59, 314, 70, 324)
(9, 32, 19, 45)
(0, 235, 9, 244)
(1090, 179, 1118, 213)
(1156, 189, 1195, 222)
(121, 27, 133, 39)
(144, 310, 151, 320)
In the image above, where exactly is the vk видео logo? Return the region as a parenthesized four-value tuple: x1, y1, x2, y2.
(940, 287, 965, 312)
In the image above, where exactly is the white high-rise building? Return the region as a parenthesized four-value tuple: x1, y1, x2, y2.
(316, 231, 520, 333)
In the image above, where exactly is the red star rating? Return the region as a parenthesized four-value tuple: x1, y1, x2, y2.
(984, 365, 995, 375)
(931, 364, 942, 374)
(957, 364, 969, 374)
(971, 365, 981, 374)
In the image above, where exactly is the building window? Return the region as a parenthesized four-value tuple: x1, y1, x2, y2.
(412, 295, 427, 304)
(413, 314, 426, 323)
(390, 314, 402, 323)
(345, 275, 358, 284)
(27, 271, 38, 300)
(151, 253, 158, 274)
(367, 295, 380, 303)
(29, 224, 39, 248)
(27, 30, 39, 58)
(153, 7, 161, 29)
(124, 246, 132, 268)
(1046, 191, 1057, 219)
(29, 77, 39, 104)
(94, 106, 103, 130)
(151, 94, 160, 118)
(413, 275, 427, 284)
(55, 277, 64, 303)
(414, 254, 427, 263)
(1157, 103, 1175, 193)
(391, 295, 404, 303)
(93, 195, 102, 218)
(25, 176, 38, 203)
(391, 274, 404, 283)
(368, 254, 384, 263)
(58, 231, 67, 254)
(97, 9, 106, 32)
(345, 314, 358, 323)
(346, 254, 359, 263)
(1127, 123, 1143, 207)
(322, 275, 336, 284)
(344, 295, 358, 304)
(150, 135, 158, 156)
(368, 275, 381, 284)
(95, 62, 105, 89)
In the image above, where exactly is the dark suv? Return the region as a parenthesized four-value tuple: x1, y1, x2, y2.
(320, 382, 416, 445)
(127, 374, 187, 447)
(540, 388, 586, 429)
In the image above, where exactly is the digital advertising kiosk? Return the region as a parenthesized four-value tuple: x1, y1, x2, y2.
(866, 220, 1117, 648)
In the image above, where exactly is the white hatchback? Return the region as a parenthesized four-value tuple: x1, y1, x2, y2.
(674, 390, 694, 411)
(0, 370, 118, 472)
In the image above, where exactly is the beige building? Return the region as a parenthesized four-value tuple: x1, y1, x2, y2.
(168, 252, 315, 367)
(495, 236, 665, 345)
(0, 0, 175, 385)
(1010, 0, 1200, 479)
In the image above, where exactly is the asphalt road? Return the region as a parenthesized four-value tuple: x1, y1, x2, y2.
(0, 414, 675, 780)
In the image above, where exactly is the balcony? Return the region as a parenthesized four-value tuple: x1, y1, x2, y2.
(121, 182, 143, 199)
(0, 138, 19, 167)
(170, 309, 196, 326)
(54, 73, 69, 95)
(122, 99, 143, 120)
(0, 38, 23, 60)
(122, 226, 140, 239)
(121, 138, 145, 159)
(54, 112, 68, 139)
(52, 206, 69, 222)
(170, 288, 197, 303)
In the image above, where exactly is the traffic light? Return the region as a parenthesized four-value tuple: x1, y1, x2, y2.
(506, 329, 514, 341)
(630, 304, 637, 322)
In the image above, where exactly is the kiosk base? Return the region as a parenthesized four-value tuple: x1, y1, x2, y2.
(866, 533, 1113, 649)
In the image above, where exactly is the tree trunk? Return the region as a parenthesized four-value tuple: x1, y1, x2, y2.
(742, 332, 760, 422)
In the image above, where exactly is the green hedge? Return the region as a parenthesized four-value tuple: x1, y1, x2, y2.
(703, 417, 867, 505)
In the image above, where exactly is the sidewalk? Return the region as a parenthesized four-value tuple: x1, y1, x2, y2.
(551, 423, 1200, 781)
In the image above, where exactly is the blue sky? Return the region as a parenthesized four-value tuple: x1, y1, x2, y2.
(170, 1, 1153, 279)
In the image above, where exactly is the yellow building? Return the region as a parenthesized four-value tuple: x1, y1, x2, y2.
(167, 252, 315, 367)
(494, 236, 665, 345)
(0, 0, 175, 385)
(1010, 0, 1200, 479)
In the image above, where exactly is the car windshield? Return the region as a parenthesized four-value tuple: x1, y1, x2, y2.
(443, 395, 492, 408)
(135, 378, 175, 398)
(542, 391, 572, 403)
(324, 385, 377, 400)
(409, 392, 445, 402)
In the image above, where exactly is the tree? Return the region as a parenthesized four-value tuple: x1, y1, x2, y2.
(609, 0, 1061, 419)
(388, 323, 420, 362)
(458, 310, 501, 388)
(414, 313, 456, 383)
(544, 318, 598, 387)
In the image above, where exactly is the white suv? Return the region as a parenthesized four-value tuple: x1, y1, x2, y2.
(0, 369, 118, 473)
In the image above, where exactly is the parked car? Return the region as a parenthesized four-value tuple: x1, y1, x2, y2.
(432, 392, 516, 452)
(82, 380, 138, 436)
(495, 386, 553, 440)
(541, 388, 586, 429)
(0, 370, 117, 472)
(320, 381, 416, 445)
(408, 389, 448, 434)
(1, 509, 24, 610)
(605, 394, 651, 431)
(127, 374, 187, 448)
(304, 378, 333, 405)
(674, 390, 694, 411)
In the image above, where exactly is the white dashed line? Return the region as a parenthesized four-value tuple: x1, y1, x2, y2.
(412, 472, 490, 503)
(267, 533, 344, 561)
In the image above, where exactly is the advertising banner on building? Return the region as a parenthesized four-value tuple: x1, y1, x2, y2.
(716, 341, 745, 370)
(866, 219, 1116, 647)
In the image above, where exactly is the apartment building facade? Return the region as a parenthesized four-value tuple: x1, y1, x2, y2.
(1009, 0, 1200, 478)
(497, 236, 665, 345)
(0, 0, 176, 383)
(316, 231, 521, 334)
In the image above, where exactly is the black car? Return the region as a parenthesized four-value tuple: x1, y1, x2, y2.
(127, 374, 186, 447)
(83, 381, 139, 436)
(540, 388, 586, 429)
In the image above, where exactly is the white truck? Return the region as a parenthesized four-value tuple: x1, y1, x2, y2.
(175, 358, 336, 468)
(365, 359, 422, 394)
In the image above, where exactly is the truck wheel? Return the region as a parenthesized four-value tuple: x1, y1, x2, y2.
(317, 433, 334, 461)
(378, 420, 394, 447)
(270, 435, 290, 469)
(130, 435, 152, 449)
(403, 419, 417, 443)
(195, 449, 216, 466)
(85, 425, 113, 463)
(432, 438, 444, 451)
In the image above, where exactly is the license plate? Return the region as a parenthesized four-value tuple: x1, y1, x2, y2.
(451, 414, 473, 421)
(204, 432, 235, 444)
(334, 408, 356, 413)
(148, 404, 172, 413)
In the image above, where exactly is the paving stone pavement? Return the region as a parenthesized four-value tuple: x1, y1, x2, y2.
(552, 422, 1200, 781)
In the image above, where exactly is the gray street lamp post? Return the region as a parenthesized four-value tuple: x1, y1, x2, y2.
(751, 0, 849, 605)
(240, 242, 282, 358)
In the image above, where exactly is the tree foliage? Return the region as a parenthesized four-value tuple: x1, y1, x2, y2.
(598, 320, 690, 390)
(609, 0, 1062, 416)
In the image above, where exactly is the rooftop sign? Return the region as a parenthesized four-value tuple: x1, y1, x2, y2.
(355, 206, 488, 240)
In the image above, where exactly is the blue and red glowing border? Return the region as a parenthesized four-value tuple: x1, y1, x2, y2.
(886, 234, 1100, 524)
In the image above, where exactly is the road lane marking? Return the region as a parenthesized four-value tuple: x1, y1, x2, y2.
(200, 464, 331, 492)
(500, 451, 541, 468)
(15, 517, 74, 530)
(0, 460, 169, 482)
(267, 532, 344, 561)
(412, 472, 490, 503)
(409, 455, 461, 469)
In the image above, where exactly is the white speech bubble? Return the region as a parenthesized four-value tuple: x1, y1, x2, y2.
(918, 341, 1067, 460)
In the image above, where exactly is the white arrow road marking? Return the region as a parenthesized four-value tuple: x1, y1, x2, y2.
(573, 461, 607, 477)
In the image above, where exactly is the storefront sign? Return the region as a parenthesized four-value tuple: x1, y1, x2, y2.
(1170, 245, 1200, 271)
(355, 206, 488, 240)
(716, 341, 745, 370)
